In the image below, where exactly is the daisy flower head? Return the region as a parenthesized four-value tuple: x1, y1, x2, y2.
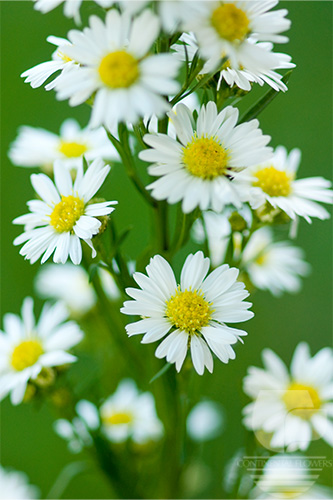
(100, 379, 163, 444)
(0, 465, 39, 500)
(251, 454, 333, 499)
(173, 33, 295, 93)
(33, 0, 115, 24)
(121, 251, 254, 375)
(240, 227, 310, 296)
(243, 343, 333, 451)
(239, 146, 333, 223)
(8, 119, 119, 173)
(186, 1, 291, 64)
(140, 101, 272, 213)
(0, 298, 83, 405)
(21, 35, 77, 91)
(13, 158, 117, 265)
(53, 9, 181, 130)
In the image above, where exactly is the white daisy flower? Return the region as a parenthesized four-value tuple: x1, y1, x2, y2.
(8, 119, 119, 173)
(238, 146, 333, 223)
(0, 298, 83, 405)
(100, 379, 163, 444)
(33, 0, 114, 24)
(53, 9, 181, 130)
(21, 35, 77, 91)
(173, 32, 295, 92)
(186, 1, 291, 65)
(140, 101, 272, 213)
(121, 251, 253, 375)
(54, 399, 99, 453)
(240, 227, 310, 296)
(0, 465, 39, 500)
(13, 159, 117, 265)
(187, 400, 224, 442)
(251, 454, 333, 499)
(35, 263, 120, 316)
(243, 343, 333, 451)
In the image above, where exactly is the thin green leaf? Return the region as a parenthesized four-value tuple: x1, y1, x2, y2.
(149, 363, 172, 384)
(239, 70, 293, 123)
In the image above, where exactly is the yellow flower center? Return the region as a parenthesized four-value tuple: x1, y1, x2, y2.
(211, 3, 250, 42)
(11, 340, 43, 371)
(282, 382, 322, 420)
(182, 137, 229, 179)
(58, 141, 88, 158)
(98, 50, 140, 89)
(166, 288, 213, 334)
(103, 412, 133, 426)
(255, 253, 267, 266)
(254, 166, 293, 197)
(50, 195, 85, 233)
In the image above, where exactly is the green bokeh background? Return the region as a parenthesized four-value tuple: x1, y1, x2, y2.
(0, 1, 332, 498)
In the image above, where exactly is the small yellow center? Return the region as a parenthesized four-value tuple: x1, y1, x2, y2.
(255, 253, 267, 266)
(182, 137, 228, 179)
(50, 195, 85, 233)
(11, 340, 43, 371)
(166, 289, 213, 334)
(282, 382, 322, 420)
(98, 50, 140, 89)
(211, 3, 250, 42)
(254, 166, 292, 197)
(103, 412, 133, 426)
(58, 141, 88, 158)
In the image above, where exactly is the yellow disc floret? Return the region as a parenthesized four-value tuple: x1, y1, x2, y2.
(282, 382, 322, 420)
(50, 195, 85, 233)
(11, 340, 43, 371)
(254, 166, 293, 197)
(166, 288, 213, 334)
(98, 50, 140, 89)
(59, 141, 88, 158)
(211, 3, 250, 42)
(182, 137, 228, 179)
(103, 412, 133, 426)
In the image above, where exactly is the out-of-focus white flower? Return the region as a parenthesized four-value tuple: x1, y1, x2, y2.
(0, 298, 83, 405)
(0, 465, 39, 500)
(13, 159, 117, 265)
(8, 119, 119, 173)
(35, 263, 120, 316)
(187, 400, 224, 441)
(243, 343, 333, 451)
(33, 0, 114, 24)
(140, 102, 272, 213)
(251, 454, 333, 499)
(100, 379, 163, 444)
(122, 251, 253, 375)
(240, 227, 310, 296)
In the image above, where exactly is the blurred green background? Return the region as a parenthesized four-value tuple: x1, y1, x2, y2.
(0, 1, 332, 498)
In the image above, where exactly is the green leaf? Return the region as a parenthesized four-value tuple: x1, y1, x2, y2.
(239, 70, 293, 124)
(149, 363, 172, 384)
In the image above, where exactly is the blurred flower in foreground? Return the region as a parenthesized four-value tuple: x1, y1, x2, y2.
(0, 465, 39, 499)
(100, 379, 163, 444)
(9, 119, 119, 173)
(187, 400, 224, 441)
(0, 298, 83, 405)
(251, 454, 333, 499)
(141, 102, 272, 213)
(122, 251, 253, 375)
(243, 343, 333, 451)
(35, 263, 120, 316)
(238, 146, 333, 223)
(53, 9, 181, 130)
(13, 159, 117, 265)
(33, 0, 114, 24)
(54, 400, 99, 453)
(240, 227, 310, 296)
